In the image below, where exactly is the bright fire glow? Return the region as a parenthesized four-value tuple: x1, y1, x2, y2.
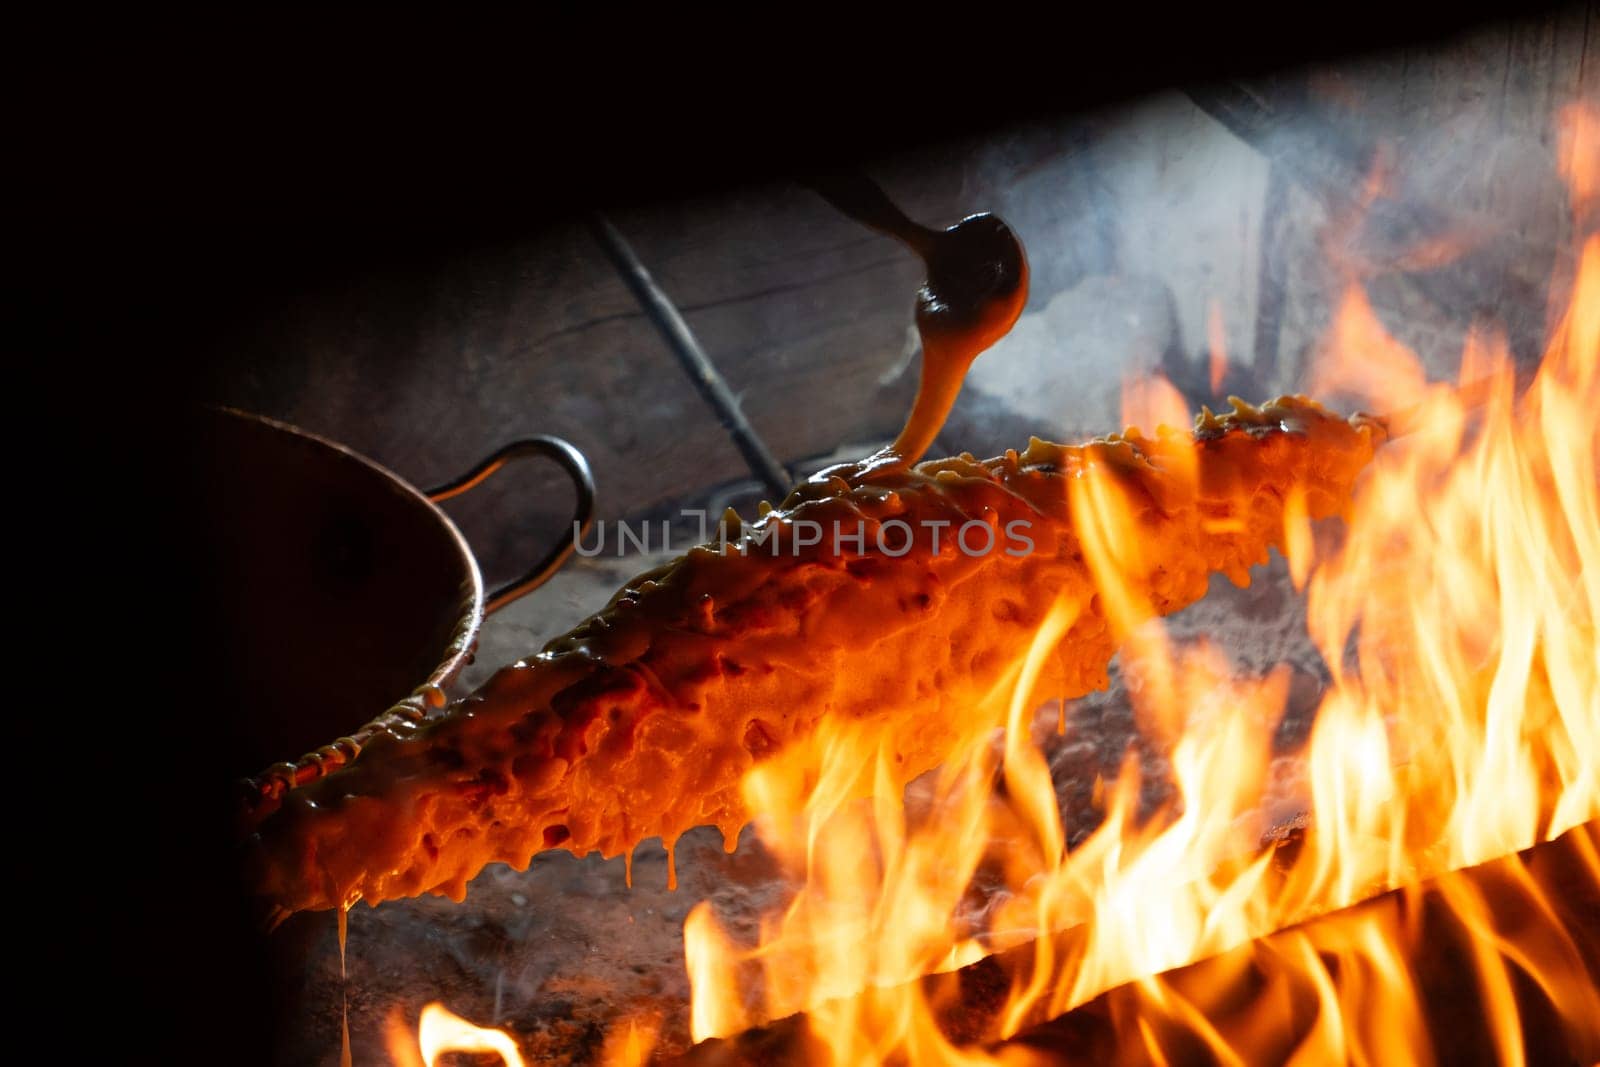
(675, 221, 1600, 1062)
(390, 1002, 527, 1067)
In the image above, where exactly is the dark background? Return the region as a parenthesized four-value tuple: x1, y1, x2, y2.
(34, 6, 1572, 397)
(24, 8, 1585, 1063)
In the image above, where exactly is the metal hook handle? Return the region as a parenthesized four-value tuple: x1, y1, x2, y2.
(426, 436, 597, 613)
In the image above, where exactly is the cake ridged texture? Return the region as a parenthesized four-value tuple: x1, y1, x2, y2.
(247, 397, 1381, 914)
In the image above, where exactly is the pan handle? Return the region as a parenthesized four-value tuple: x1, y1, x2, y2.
(425, 436, 597, 613)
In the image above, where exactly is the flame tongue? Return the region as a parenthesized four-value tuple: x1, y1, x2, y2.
(387, 1003, 526, 1067)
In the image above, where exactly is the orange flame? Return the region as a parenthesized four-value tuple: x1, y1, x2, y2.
(1207, 299, 1229, 395)
(1558, 101, 1599, 220)
(391, 1003, 527, 1067)
(599, 1013, 660, 1067)
(1308, 284, 1431, 411)
(673, 209, 1600, 1061)
(1120, 370, 1191, 437)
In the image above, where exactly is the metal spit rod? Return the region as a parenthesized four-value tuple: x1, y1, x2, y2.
(589, 213, 793, 501)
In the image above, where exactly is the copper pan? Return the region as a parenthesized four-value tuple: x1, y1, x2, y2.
(196, 407, 595, 822)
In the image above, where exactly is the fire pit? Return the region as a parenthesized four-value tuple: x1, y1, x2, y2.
(209, 13, 1597, 1066)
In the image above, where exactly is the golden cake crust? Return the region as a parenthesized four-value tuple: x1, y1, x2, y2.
(247, 397, 1381, 915)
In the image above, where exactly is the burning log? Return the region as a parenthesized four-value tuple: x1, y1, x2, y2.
(669, 820, 1600, 1066)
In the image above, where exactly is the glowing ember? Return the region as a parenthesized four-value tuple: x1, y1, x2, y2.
(677, 222, 1599, 1060)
